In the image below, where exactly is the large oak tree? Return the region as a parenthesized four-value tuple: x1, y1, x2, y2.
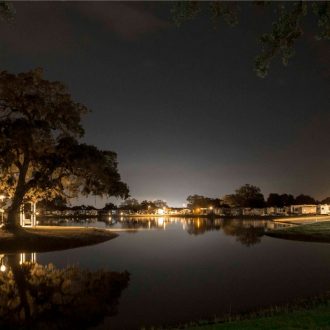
(0, 69, 129, 231)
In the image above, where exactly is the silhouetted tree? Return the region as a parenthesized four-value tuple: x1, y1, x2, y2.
(0, 1, 14, 22)
(267, 193, 283, 207)
(171, 2, 330, 77)
(294, 194, 316, 205)
(234, 184, 265, 208)
(221, 194, 239, 208)
(140, 200, 156, 211)
(267, 193, 295, 207)
(187, 195, 207, 209)
(321, 197, 330, 204)
(153, 199, 168, 208)
(186, 195, 221, 209)
(280, 193, 295, 206)
(103, 202, 117, 210)
(0, 69, 129, 231)
(119, 198, 140, 211)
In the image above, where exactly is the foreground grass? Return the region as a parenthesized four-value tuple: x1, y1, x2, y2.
(170, 297, 330, 330)
(0, 226, 117, 252)
(266, 221, 330, 243)
(184, 306, 330, 329)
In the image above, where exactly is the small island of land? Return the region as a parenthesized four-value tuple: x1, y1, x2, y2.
(266, 221, 330, 243)
(0, 226, 117, 253)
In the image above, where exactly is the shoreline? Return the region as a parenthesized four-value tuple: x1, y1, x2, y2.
(38, 213, 330, 222)
(273, 215, 330, 224)
(172, 293, 330, 329)
(266, 221, 330, 243)
(0, 226, 117, 253)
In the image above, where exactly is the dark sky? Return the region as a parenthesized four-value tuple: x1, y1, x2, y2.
(1, 2, 329, 207)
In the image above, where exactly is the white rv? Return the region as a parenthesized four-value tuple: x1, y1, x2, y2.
(317, 204, 330, 215)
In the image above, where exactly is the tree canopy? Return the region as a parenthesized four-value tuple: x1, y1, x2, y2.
(171, 1, 330, 77)
(293, 194, 316, 205)
(186, 194, 221, 210)
(266, 193, 295, 207)
(0, 69, 129, 229)
(119, 198, 140, 211)
(231, 184, 265, 208)
(321, 197, 330, 204)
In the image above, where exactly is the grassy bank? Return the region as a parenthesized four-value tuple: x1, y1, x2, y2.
(182, 304, 330, 329)
(170, 296, 330, 330)
(273, 215, 330, 224)
(266, 220, 330, 243)
(0, 226, 117, 253)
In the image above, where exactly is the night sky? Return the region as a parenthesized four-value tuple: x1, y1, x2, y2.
(1, 2, 329, 207)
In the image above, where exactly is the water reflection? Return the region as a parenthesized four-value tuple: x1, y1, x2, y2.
(0, 252, 129, 329)
(103, 217, 286, 246)
(37, 217, 288, 247)
(29, 217, 330, 329)
(221, 219, 265, 246)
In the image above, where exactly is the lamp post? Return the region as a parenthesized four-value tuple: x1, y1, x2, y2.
(0, 195, 5, 224)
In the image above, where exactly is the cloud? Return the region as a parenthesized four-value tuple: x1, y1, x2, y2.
(0, 2, 74, 55)
(0, 2, 170, 56)
(75, 2, 170, 41)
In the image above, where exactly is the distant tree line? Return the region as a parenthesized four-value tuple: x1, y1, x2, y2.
(186, 184, 328, 210)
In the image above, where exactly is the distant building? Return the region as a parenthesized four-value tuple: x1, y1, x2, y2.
(290, 204, 317, 215)
(168, 208, 191, 215)
(242, 208, 266, 216)
(317, 204, 330, 215)
(230, 208, 243, 216)
(213, 207, 227, 216)
(266, 207, 289, 216)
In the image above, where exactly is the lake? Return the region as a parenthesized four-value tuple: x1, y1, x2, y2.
(3, 217, 330, 329)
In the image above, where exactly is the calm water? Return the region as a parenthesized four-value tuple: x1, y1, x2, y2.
(3, 217, 330, 329)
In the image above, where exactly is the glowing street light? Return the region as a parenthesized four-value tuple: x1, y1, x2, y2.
(0, 255, 6, 272)
(157, 208, 165, 215)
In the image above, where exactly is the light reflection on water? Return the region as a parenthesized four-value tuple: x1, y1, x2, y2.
(4, 218, 330, 329)
(0, 252, 129, 330)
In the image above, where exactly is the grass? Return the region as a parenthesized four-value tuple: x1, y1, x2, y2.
(168, 296, 330, 330)
(0, 226, 117, 253)
(266, 221, 330, 243)
(183, 306, 330, 329)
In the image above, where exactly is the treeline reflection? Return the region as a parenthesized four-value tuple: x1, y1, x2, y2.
(0, 253, 129, 329)
(107, 218, 284, 246)
(37, 217, 287, 246)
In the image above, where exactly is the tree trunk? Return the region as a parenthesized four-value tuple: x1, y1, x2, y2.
(3, 187, 25, 232)
(4, 153, 30, 232)
(5, 206, 21, 230)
